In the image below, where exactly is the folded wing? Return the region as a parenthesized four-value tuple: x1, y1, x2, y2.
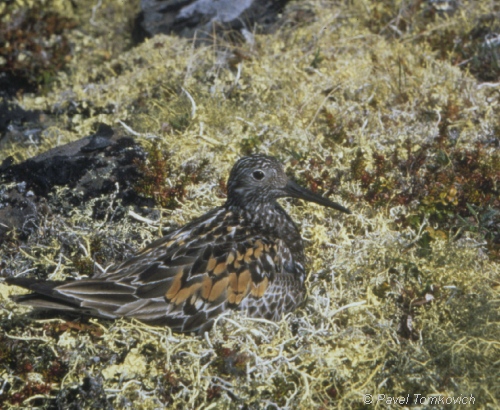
(8, 210, 289, 333)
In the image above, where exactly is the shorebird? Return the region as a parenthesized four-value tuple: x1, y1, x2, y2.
(7, 155, 350, 333)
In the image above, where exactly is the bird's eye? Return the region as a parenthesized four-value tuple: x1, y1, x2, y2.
(252, 170, 265, 180)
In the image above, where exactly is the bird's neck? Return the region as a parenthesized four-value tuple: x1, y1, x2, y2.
(227, 200, 284, 228)
(227, 201, 306, 265)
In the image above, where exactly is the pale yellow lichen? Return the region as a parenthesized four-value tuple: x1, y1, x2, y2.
(1, 0, 499, 408)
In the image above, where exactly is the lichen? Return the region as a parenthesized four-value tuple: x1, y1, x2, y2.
(0, 0, 499, 408)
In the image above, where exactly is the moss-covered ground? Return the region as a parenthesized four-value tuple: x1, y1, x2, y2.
(1, 0, 499, 408)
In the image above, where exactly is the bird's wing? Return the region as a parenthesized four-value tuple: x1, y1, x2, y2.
(23, 208, 290, 332)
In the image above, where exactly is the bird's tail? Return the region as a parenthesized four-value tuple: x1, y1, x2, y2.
(5, 277, 84, 312)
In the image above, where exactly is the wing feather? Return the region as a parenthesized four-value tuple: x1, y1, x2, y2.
(9, 207, 296, 332)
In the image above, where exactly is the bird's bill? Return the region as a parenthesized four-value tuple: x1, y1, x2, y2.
(283, 180, 351, 214)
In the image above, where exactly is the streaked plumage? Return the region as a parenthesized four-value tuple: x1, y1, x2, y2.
(7, 155, 350, 333)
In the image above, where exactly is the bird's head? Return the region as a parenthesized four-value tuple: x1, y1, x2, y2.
(226, 154, 351, 214)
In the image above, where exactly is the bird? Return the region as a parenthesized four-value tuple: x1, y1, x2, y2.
(6, 154, 351, 333)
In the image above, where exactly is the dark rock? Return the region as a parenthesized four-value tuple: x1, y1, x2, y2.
(136, 0, 290, 42)
(0, 124, 147, 241)
(80, 124, 115, 152)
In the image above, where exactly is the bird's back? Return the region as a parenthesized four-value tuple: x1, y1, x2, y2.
(9, 203, 305, 333)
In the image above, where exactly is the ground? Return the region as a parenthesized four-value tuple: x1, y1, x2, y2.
(0, 0, 499, 408)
